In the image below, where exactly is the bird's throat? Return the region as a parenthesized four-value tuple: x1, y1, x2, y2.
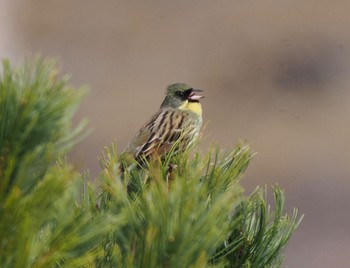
(179, 100, 202, 116)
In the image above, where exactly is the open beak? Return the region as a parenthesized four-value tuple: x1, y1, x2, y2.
(188, 89, 204, 101)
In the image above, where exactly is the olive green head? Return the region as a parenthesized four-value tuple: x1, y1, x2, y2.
(160, 83, 203, 109)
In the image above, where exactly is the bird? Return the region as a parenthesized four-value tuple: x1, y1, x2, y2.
(124, 83, 204, 163)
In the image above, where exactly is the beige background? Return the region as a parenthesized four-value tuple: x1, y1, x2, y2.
(1, 1, 350, 267)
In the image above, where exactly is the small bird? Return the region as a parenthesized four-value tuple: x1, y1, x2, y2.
(124, 83, 204, 163)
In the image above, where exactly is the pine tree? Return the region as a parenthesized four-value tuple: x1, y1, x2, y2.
(0, 57, 302, 268)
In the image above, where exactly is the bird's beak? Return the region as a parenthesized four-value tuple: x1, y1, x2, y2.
(188, 89, 204, 101)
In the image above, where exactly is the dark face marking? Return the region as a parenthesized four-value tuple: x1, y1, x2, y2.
(174, 88, 193, 101)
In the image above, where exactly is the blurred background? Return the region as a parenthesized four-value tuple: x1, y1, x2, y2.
(1, 1, 349, 267)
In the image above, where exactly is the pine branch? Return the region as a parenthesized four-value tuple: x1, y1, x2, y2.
(0, 57, 111, 268)
(0, 57, 87, 198)
(95, 144, 302, 267)
(210, 186, 302, 267)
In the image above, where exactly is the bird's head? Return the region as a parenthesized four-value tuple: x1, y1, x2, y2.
(161, 83, 204, 109)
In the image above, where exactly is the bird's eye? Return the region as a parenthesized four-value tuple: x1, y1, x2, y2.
(175, 91, 184, 98)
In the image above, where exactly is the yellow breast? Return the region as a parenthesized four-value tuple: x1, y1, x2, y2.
(178, 100, 202, 116)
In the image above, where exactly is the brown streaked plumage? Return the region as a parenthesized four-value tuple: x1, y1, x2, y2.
(124, 83, 203, 162)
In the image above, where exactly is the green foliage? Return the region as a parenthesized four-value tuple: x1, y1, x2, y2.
(0, 57, 302, 268)
(210, 186, 302, 267)
(95, 144, 301, 268)
(0, 57, 87, 197)
(0, 58, 112, 267)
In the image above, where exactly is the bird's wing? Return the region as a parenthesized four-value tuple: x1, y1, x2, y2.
(125, 109, 189, 160)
